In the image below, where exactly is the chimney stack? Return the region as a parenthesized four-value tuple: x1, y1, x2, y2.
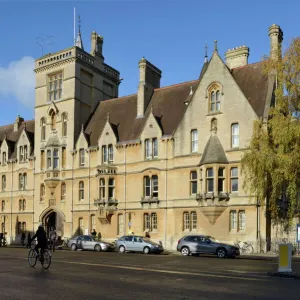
(14, 115, 24, 132)
(225, 46, 249, 69)
(90, 31, 104, 59)
(268, 24, 283, 60)
(137, 58, 162, 118)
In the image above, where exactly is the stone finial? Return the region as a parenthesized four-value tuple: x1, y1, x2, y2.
(107, 112, 110, 122)
(189, 86, 193, 95)
(81, 124, 84, 132)
(204, 42, 208, 62)
(214, 40, 218, 52)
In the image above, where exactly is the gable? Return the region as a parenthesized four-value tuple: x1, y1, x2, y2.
(97, 120, 118, 146)
(140, 110, 162, 140)
(76, 130, 89, 149)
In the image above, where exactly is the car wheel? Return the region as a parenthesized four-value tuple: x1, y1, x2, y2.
(119, 245, 126, 253)
(143, 247, 150, 254)
(71, 244, 77, 251)
(181, 246, 190, 256)
(94, 244, 101, 252)
(217, 248, 227, 258)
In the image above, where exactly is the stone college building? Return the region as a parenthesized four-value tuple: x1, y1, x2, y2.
(0, 24, 284, 251)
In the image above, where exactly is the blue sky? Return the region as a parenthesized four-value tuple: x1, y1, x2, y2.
(0, 0, 299, 125)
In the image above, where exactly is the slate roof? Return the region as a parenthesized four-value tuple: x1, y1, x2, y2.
(231, 62, 269, 117)
(85, 80, 199, 146)
(199, 134, 228, 166)
(0, 120, 35, 159)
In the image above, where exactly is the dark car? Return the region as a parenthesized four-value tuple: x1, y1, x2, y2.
(177, 235, 240, 258)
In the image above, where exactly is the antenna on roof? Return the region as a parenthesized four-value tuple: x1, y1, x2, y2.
(36, 36, 55, 56)
(74, 7, 76, 46)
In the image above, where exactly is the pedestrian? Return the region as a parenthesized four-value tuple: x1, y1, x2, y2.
(27, 232, 31, 248)
(21, 231, 26, 246)
(145, 230, 150, 239)
(49, 226, 57, 252)
(91, 229, 97, 238)
(97, 232, 102, 240)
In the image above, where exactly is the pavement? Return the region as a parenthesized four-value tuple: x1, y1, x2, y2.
(0, 247, 299, 299)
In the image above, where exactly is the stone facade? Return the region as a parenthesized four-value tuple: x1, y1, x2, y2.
(0, 25, 285, 251)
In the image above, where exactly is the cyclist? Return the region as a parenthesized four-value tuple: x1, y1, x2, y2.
(29, 224, 48, 260)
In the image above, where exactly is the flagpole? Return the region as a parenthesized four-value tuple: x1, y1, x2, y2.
(74, 7, 76, 46)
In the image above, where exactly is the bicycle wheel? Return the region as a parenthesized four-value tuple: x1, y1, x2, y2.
(41, 250, 52, 270)
(28, 249, 37, 267)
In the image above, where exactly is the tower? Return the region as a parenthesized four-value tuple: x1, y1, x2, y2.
(33, 21, 120, 233)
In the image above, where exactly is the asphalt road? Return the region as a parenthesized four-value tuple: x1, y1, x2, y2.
(0, 248, 299, 300)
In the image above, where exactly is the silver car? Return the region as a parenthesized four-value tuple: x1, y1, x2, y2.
(67, 235, 115, 252)
(116, 235, 164, 254)
(177, 235, 240, 258)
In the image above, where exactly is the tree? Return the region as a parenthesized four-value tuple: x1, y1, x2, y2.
(241, 38, 300, 232)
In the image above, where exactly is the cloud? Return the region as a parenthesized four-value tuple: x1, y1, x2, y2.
(0, 56, 35, 107)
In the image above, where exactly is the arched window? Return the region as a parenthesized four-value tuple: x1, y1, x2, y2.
(24, 145, 28, 160)
(79, 181, 84, 201)
(211, 118, 217, 132)
(41, 118, 46, 141)
(2, 152, 6, 165)
(1, 200, 5, 211)
(23, 199, 26, 211)
(62, 113, 67, 137)
(1, 175, 6, 191)
(209, 84, 221, 113)
(50, 111, 56, 130)
(61, 182, 66, 201)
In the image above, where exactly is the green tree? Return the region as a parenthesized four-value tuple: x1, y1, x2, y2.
(241, 38, 300, 232)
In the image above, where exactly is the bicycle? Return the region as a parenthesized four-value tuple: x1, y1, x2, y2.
(235, 240, 254, 254)
(28, 242, 52, 270)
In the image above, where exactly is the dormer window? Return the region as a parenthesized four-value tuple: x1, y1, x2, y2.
(19, 146, 24, 162)
(145, 138, 158, 159)
(79, 149, 85, 166)
(209, 84, 221, 113)
(191, 130, 198, 153)
(108, 144, 114, 163)
(2, 152, 6, 165)
(48, 72, 63, 102)
(24, 145, 28, 160)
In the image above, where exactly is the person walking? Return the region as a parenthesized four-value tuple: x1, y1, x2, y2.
(49, 226, 57, 252)
(21, 232, 26, 246)
(91, 229, 97, 238)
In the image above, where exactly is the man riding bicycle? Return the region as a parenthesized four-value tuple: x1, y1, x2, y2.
(28, 224, 48, 260)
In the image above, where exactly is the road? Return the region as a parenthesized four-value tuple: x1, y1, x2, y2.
(0, 248, 299, 300)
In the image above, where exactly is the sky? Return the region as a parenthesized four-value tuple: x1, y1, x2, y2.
(0, 0, 299, 126)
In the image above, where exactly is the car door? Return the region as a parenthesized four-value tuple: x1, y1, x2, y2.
(82, 235, 93, 250)
(184, 236, 198, 253)
(124, 236, 134, 251)
(199, 237, 215, 254)
(76, 236, 83, 250)
(132, 236, 143, 252)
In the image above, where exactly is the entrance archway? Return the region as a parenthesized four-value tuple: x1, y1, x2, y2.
(40, 208, 65, 238)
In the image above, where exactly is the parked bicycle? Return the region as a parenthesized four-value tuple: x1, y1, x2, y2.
(235, 240, 254, 254)
(27, 241, 52, 270)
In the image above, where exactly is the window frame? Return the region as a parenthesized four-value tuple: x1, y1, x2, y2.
(79, 149, 85, 166)
(99, 178, 105, 199)
(218, 167, 225, 193)
(19, 146, 24, 162)
(53, 148, 59, 169)
(230, 167, 239, 193)
(47, 150, 51, 169)
(41, 118, 46, 141)
(108, 178, 115, 199)
(238, 210, 246, 231)
(79, 181, 84, 201)
(48, 71, 63, 102)
(230, 210, 237, 231)
(206, 168, 214, 193)
(1, 175, 6, 191)
(209, 87, 221, 113)
(231, 123, 239, 148)
(190, 171, 198, 195)
(108, 144, 113, 163)
(143, 175, 158, 198)
(191, 129, 198, 153)
(102, 146, 108, 164)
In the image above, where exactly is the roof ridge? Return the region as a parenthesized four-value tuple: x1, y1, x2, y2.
(232, 61, 263, 71)
(154, 79, 198, 91)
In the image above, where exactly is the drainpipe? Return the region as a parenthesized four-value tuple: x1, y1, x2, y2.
(88, 149, 91, 233)
(10, 160, 14, 244)
(124, 145, 127, 235)
(256, 197, 261, 253)
(164, 139, 168, 248)
(32, 157, 35, 233)
(71, 151, 74, 236)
